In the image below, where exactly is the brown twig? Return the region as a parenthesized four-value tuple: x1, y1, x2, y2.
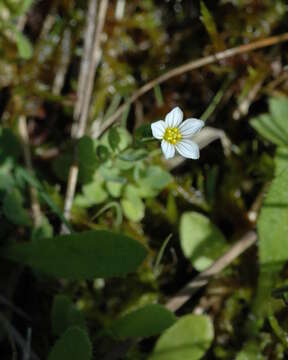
(93, 32, 288, 138)
(62, 0, 109, 232)
(165, 231, 257, 312)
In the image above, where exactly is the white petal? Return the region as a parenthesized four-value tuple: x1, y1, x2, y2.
(179, 118, 204, 138)
(151, 120, 166, 139)
(161, 140, 175, 159)
(175, 139, 199, 159)
(165, 107, 183, 128)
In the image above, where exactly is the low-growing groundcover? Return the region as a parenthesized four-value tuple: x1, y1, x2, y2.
(1, 1, 288, 359)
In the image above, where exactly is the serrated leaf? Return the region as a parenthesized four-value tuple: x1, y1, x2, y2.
(109, 304, 176, 339)
(180, 212, 227, 271)
(149, 314, 214, 360)
(48, 327, 92, 360)
(4, 230, 147, 279)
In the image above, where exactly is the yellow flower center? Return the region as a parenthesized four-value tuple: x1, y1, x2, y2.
(163, 127, 182, 145)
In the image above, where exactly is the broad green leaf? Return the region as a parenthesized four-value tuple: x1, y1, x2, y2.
(269, 97, 288, 137)
(48, 327, 92, 360)
(149, 314, 214, 360)
(15, 31, 33, 59)
(121, 185, 145, 222)
(251, 98, 288, 146)
(258, 169, 288, 265)
(74, 181, 108, 208)
(109, 304, 176, 339)
(275, 147, 288, 176)
(4, 230, 147, 279)
(3, 189, 31, 226)
(51, 295, 86, 336)
(180, 212, 227, 271)
(250, 114, 288, 146)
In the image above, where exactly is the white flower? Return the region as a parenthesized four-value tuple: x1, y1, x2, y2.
(151, 107, 204, 159)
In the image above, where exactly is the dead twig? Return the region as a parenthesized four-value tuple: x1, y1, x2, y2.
(93, 32, 288, 138)
(61, 0, 109, 232)
(165, 231, 257, 312)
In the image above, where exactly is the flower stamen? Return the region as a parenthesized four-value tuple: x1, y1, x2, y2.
(163, 127, 182, 145)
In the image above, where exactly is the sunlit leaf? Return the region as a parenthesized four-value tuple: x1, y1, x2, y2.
(149, 314, 214, 360)
(180, 212, 227, 271)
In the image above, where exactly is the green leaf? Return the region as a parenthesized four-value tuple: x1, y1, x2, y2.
(121, 185, 145, 222)
(15, 31, 33, 60)
(48, 327, 92, 360)
(118, 148, 148, 161)
(4, 230, 147, 279)
(106, 180, 123, 198)
(108, 127, 121, 151)
(149, 314, 214, 360)
(251, 114, 288, 146)
(137, 166, 172, 193)
(3, 189, 31, 226)
(78, 136, 99, 183)
(0, 128, 21, 163)
(74, 181, 108, 208)
(275, 147, 288, 176)
(17, 167, 73, 233)
(200, 1, 223, 50)
(109, 304, 176, 339)
(180, 212, 227, 271)
(31, 216, 53, 241)
(258, 169, 288, 265)
(51, 295, 86, 336)
(236, 341, 265, 360)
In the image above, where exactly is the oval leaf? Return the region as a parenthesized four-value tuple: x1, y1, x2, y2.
(48, 327, 92, 360)
(4, 230, 147, 279)
(180, 212, 227, 271)
(51, 295, 86, 336)
(109, 304, 176, 339)
(149, 314, 214, 360)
